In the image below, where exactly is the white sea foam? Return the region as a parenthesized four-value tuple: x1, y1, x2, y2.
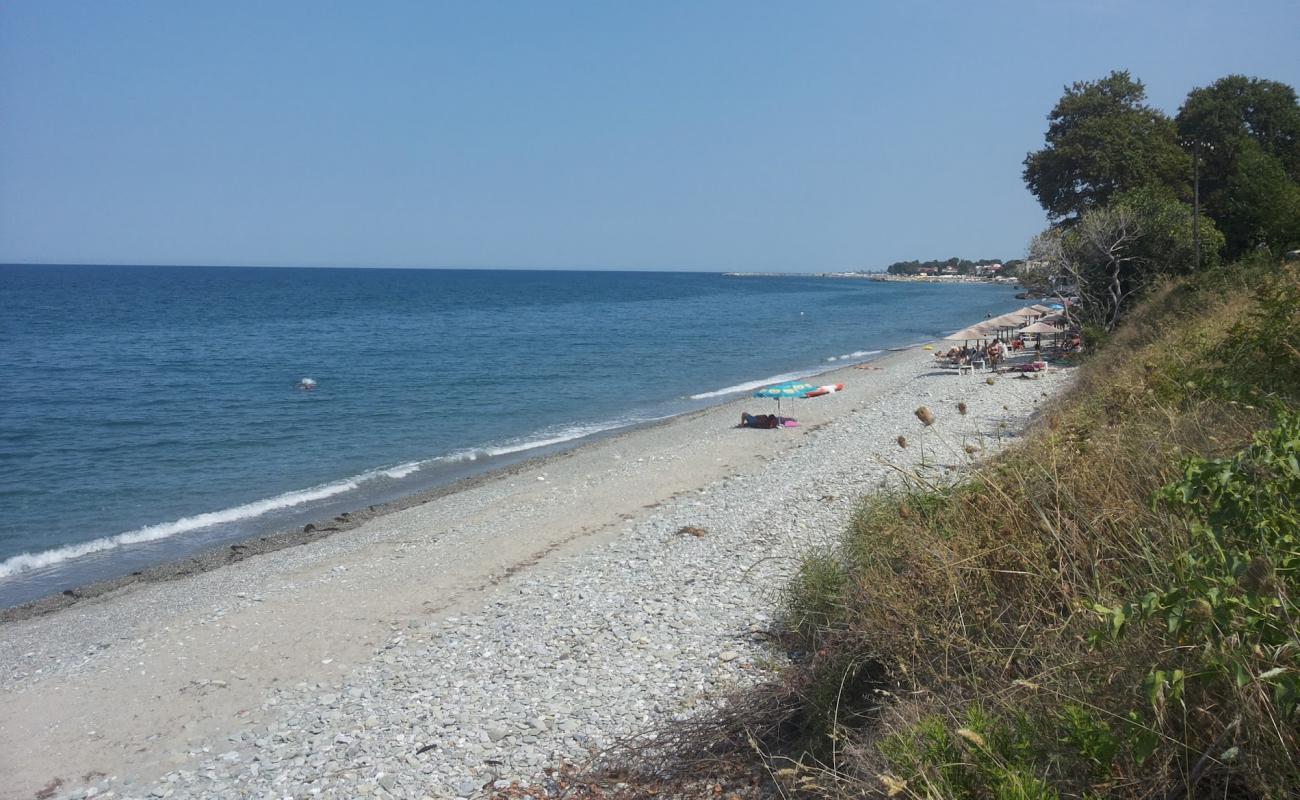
(380, 461, 423, 479)
(689, 370, 815, 400)
(0, 477, 364, 579)
(0, 417, 659, 581)
(483, 419, 640, 457)
(0, 459, 437, 580)
(827, 349, 882, 362)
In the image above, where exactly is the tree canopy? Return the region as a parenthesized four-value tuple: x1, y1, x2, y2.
(1218, 138, 1300, 256)
(1177, 75, 1300, 183)
(1177, 75, 1300, 258)
(1023, 71, 1189, 222)
(1028, 189, 1222, 331)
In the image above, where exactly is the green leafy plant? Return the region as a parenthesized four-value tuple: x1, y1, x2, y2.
(1150, 411, 1300, 716)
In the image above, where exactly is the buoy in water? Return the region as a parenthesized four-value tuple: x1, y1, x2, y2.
(298, 377, 317, 391)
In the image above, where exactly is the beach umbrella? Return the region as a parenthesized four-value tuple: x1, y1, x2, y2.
(753, 380, 819, 398)
(753, 380, 818, 421)
(1030, 304, 1055, 314)
(1038, 312, 1067, 327)
(944, 323, 996, 342)
(1018, 320, 1065, 352)
(985, 312, 1032, 334)
(1009, 306, 1045, 320)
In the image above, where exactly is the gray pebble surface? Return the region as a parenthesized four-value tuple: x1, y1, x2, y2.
(9, 358, 1072, 800)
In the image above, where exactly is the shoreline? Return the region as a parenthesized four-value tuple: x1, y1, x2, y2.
(0, 349, 911, 624)
(0, 339, 1070, 800)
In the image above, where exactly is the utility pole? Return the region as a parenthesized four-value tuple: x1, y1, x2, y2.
(1193, 141, 1201, 271)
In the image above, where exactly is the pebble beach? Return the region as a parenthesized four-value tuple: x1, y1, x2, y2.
(0, 349, 1073, 800)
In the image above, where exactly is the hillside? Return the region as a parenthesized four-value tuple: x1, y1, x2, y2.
(527, 258, 1299, 799)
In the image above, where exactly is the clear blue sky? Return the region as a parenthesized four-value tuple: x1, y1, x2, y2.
(2, 1, 1297, 271)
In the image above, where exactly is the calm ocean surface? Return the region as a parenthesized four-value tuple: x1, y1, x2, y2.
(0, 265, 1020, 606)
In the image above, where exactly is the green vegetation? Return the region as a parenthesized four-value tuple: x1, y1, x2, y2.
(763, 261, 1300, 798)
(605, 70, 1299, 800)
(1026, 188, 1226, 331)
(1176, 76, 1300, 260)
(1023, 71, 1189, 222)
(671, 71, 1299, 797)
(1022, 71, 1300, 330)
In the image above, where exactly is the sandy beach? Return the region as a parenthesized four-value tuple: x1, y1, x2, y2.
(0, 348, 1073, 800)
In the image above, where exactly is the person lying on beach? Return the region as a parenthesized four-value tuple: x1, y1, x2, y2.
(739, 412, 786, 429)
(1008, 360, 1048, 372)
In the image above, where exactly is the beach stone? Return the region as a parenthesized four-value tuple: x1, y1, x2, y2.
(7, 352, 1075, 800)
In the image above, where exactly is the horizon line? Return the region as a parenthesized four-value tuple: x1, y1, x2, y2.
(0, 261, 872, 274)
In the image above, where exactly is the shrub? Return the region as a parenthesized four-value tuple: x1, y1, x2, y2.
(764, 260, 1299, 798)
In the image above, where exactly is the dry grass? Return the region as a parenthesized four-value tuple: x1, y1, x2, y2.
(583, 263, 1300, 799)
(768, 264, 1299, 799)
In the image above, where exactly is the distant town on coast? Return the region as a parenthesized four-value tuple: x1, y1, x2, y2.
(725, 256, 1034, 283)
(5, 0, 1298, 797)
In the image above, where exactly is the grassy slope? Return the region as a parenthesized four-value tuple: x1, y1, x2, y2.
(761, 260, 1300, 799)
(494, 262, 1299, 800)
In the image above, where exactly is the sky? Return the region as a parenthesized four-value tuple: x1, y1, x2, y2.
(2, 1, 1298, 271)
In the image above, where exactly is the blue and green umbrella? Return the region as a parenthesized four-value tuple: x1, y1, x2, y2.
(753, 381, 819, 399)
(753, 380, 818, 420)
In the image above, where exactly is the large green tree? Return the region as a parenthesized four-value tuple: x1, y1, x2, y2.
(1177, 75, 1300, 184)
(1113, 187, 1224, 274)
(1028, 189, 1222, 331)
(1176, 75, 1300, 258)
(1219, 138, 1300, 256)
(1024, 71, 1189, 223)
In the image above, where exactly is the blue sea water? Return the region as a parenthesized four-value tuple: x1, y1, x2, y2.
(0, 265, 1021, 606)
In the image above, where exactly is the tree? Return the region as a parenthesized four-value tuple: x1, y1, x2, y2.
(1219, 139, 1300, 256)
(1026, 191, 1223, 331)
(1113, 187, 1225, 273)
(1177, 76, 1300, 258)
(1028, 208, 1146, 332)
(1177, 75, 1300, 186)
(1024, 71, 1189, 223)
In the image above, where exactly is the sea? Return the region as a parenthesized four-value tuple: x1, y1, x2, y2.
(0, 265, 1021, 607)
